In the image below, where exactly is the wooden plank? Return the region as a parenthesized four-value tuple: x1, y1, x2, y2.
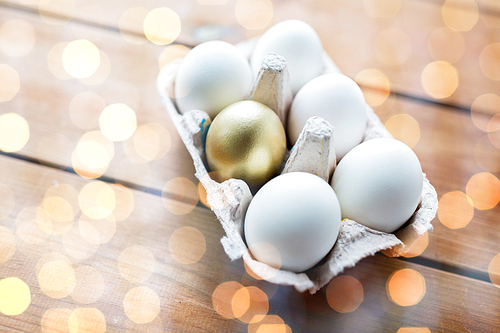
(0, 155, 499, 332)
(2, 0, 499, 112)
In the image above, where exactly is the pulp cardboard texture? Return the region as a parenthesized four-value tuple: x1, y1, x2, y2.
(156, 39, 438, 293)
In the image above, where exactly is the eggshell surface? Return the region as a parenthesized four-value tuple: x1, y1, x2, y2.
(287, 73, 368, 161)
(244, 172, 341, 272)
(175, 41, 252, 118)
(250, 20, 324, 94)
(331, 138, 423, 233)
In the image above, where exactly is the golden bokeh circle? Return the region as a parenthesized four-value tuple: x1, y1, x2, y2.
(475, 135, 500, 173)
(162, 178, 199, 215)
(232, 286, 268, 324)
(402, 232, 429, 258)
(427, 27, 465, 63)
(123, 286, 161, 324)
(143, 8, 181, 45)
(441, 0, 479, 32)
(41, 308, 72, 332)
(78, 214, 116, 245)
(44, 183, 80, 215)
(247, 315, 291, 333)
(386, 268, 426, 306)
(68, 307, 106, 333)
(374, 28, 412, 66)
(488, 253, 500, 287)
(0, 19, 36, 58)
(397, 328, 431, 333)
(363, 0, 401, 18)
(109, 184, 135, 222)
(0, 277, 31, 316)
(158, 44, 190, 70)
(47, 42, 72, 80)
(37, 259, 76, 298)
(37, 202, 73, 235)
(437, 191, 474, 229)
(169, 226, 206, 264)
(118, 245, 155, 283)
(471, 93, 500, 132)
(479, 43, 500, 81)
(62, 224, 99, 260)
(72, 266, 105, 304)
(0, 182, 15, 219)
(421, 61, 459, 99)
(384, 114, 421, 148)
(235, 0, 274, 30)
(0, 112, 29, 152)
(0, 226, 15, 263)
(79, 181, 116, 220)
(480, 0, 500, 29)
(62, 39, 100, 79)
(133, 123, 171, 162)
(326, 275, 364, 313)
(99, 103, 137, 142)
(355, 68, 391, 107)
(466, 172, 500, 210)
(212, 281, 246, 319)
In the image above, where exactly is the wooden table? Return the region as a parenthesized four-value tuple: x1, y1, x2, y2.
(0, 0, 499, 332)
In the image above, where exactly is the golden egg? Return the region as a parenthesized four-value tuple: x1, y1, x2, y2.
(205, 100, 287, 188)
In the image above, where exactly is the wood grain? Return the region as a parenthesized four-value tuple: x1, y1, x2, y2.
(0, 154, 499, 332)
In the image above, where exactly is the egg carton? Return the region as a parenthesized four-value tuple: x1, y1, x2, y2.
(156, 39, 438, 294)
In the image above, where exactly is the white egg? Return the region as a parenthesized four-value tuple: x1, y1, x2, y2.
(287, 73, 368, 161)
(244, 172, 341, 272)
(331, 138, 423, 233)
(175, 40, 252, 118)
(250, 20, 324, 94)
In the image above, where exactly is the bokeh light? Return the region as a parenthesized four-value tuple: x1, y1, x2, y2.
(384, 114, 420, 148)
(479, 43, 500, 81)
(169, 226, 206, 264)
(437, 191, 474, 229)
(62, 39, 100, 79)
(143, 8, 181, 45)
(0, 19, 36, 58)
(78, 214, 116, 245)
(38, 0, 76, 25)
(235, 0, 274, 30)
(133, 123, 171, 162)
(119, 7, 149, 44)
(79, 50, 111, 86)
(374, 28, 412, 66)
(0, 226, 15, 263)
(397, 328, 431, 333)
(488, 115, 500, 149)
(442, 0, 479, 32)
(62, 224, 99, 260)
(0, 183, 15, 219)
(245, 243, 281, 280)
(41, 308, 72, 332)
(76, 131, 115, 170)
(363, 0, 401, 18)
(402, 232, 429, 258)
(99, 103, 137, 142)
(466, 172, 500, 210)
(0, 277, 31, 316)
(37, 201, 74, 235)
(72, 266, 105, 304)
(68, 307, 106, 333)
(16, 206, 50, 245)
(118, 245, 155, 283)
(427, 27, 465, 63)
(326, 275, 364, 313)
(0, 113, 29, 152)
(247, 315, 291, 333)
(355, 69, 391, 107)
(233, 286, 269, 324)
(37, 258, 76, 298)
(162, 178, 199, 215)
(488, 253, 500, 287)
(386, 268, 426, 306)
(79, 181, 116, 220)
(0, 65, 20, 102)
(110, 184, 135, 222)
(475, 136, 500, 173)
(47, 42, 72, 80)
(123, 286, 160, 324)
(158, 44, 190, 70)
(421, 61, 459, 99)
(471, 93, 500, 132)
(212, 281, 246, 319)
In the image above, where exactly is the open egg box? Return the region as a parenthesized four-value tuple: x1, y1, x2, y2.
(156, 37, 438, 294)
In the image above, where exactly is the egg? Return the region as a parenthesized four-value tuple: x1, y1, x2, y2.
(250, 20, 324, 95)
(244, 172, 341, 272)
(287, 73, 368, 161)
(205, 100, 286, 188)
(175, 40, 252, 118)
(331, 138, 423, 233)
